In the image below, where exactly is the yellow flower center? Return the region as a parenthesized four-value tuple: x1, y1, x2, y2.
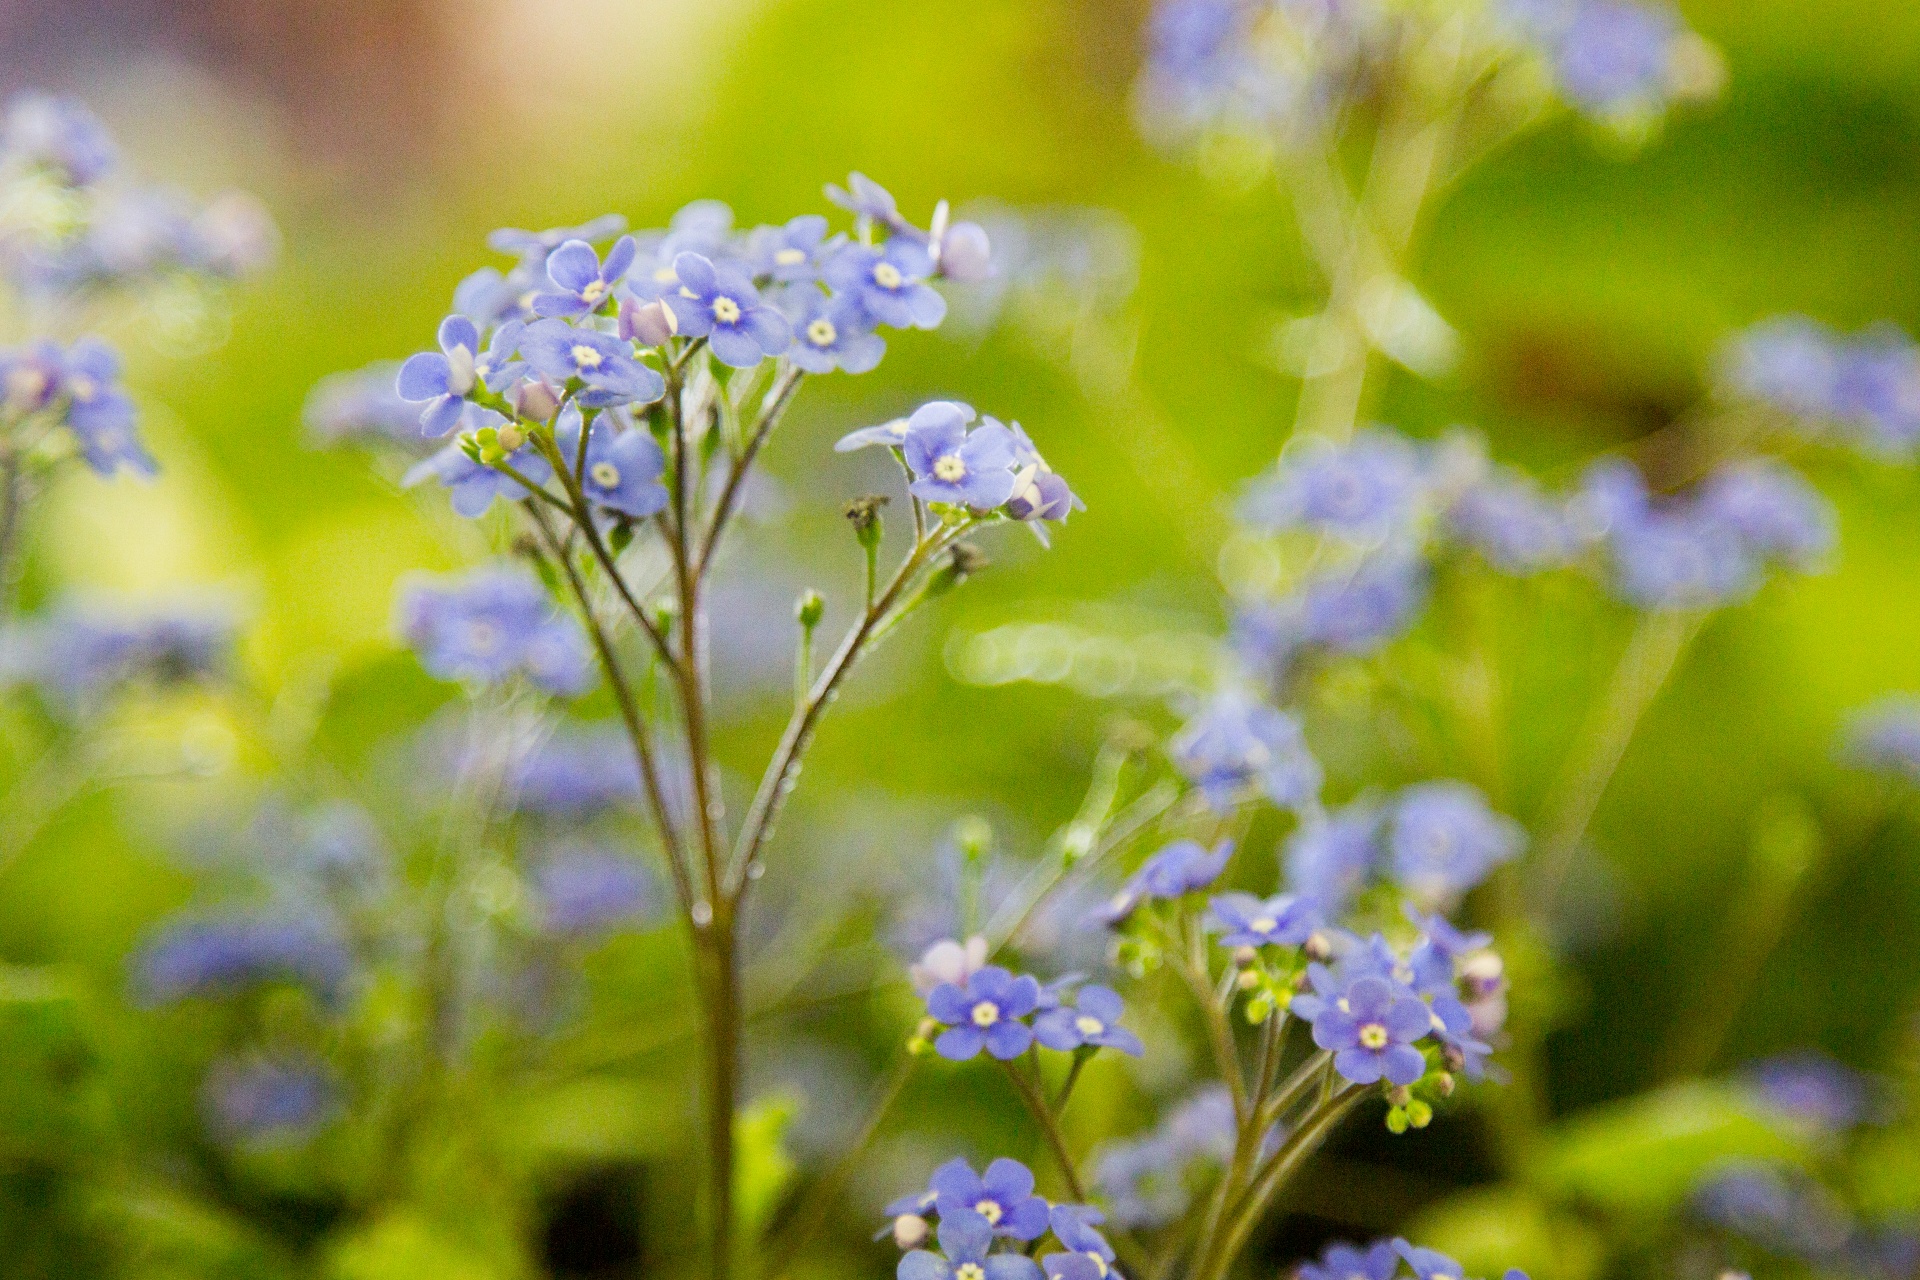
(1358, 1023, 1389, 1050)
(581, 279, 606, 304)
(774, 247, 807, 266)
(872, 261, 904, 289)
(970, 1000, 999, 1028)
(1249, 916, 1277, 936)
(1075, 1015, 1105, 1037)
(976, 1199, 1002, 1225)
(806, 317, 838, 347)
(68, 374, 96, 402)
(712, 295, 742, 324)
(590, 461, 622, 489)
(934, 454, 967, 482)
(570, 344, 604, 370)
(957, 1266, 985, 1280)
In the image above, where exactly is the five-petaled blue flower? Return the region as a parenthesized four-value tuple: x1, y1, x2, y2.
(404, 433, 552, 518)
(1097, 838, 1233, 925)
(748, 214, 836, 284)
(829, 239, 948, 330)
(1048, 1204, 1116, 1267)
(398, 316, 523, 435)
(929, 1157, 1050, 1240)
(784, 288, 885, 374)
(897, 1209, 1041, 1280)
(826, 171, 908, 231)
(665, 252, 792, 368)
(519, 319, 664, 408)
(1297, 1240, 1400, 1280)
(1393, 1240, 1467, 1280)
(903, 402, 1017, 508)
(1311, 975, 1431, 1087)
(926, 965, 1041, 1061)
(1171, 696, 1322, 811)
(1034, 984, 1144, 1057)
(1206, 892, 1319, 949)
(399, 566, 594, 695)
(556, 411, 668, 518)
(1390, 781, 1522, 901)
(534, 235, 637, 319)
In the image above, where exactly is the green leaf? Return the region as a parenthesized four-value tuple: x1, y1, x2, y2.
(324, 1213, 500, 1280)
(734, 1093, 798, 1244)
(1410, 1186, 1605, 1280)
(502, 1076, 682, 1167)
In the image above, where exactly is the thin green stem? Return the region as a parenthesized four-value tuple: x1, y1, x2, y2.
(0, 448, 24, 617)
(695, 363, 804, 580)
(769, 1053, 919, 1268)
(1000, 1056, 1087, 1202)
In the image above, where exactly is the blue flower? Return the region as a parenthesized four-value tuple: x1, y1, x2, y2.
(1842, 695, 1920, 782)
(1549, 1, 1683, 118)
(1003, 421, 1084, 536)
(1692, 1163, 1851, 1261)
(1695, 460, 1834, 571)
(509, 725, 645, 816)
(1039, 1256, 1104, 1280)
(1206, 892, 1319, 949)
(534, 235, 637, 319)
(665, 252, 792, 368)
(834, 413, 917, 453)
(1239, 430, 1426, 539)
(1744, 1052, 1872, 1134)
(1444, 470, 1578, 574)
(783, 288, 885, 374)
(403, 423, 553, 518)
(1285, 805, 1383, 916)
(534, 846, 656, 938)
(398, 315, 490, 436)
(202, 1057, 332, 1143)
(304, 362, 429, 448)
(488, 214, 630, 264)
(1093, 1087, 1237, 1227)
(518, 319, 663, 408)
(1311, 976, 1430, 1086)
(0, 598, 234, 704)
(925, 965, 1041, 1060)
(399, 566, 594, 695)
(826, 171, 909, 232)
(1298, 1240, 1400, 1280)
(1722, 315, 1843, 424)
(1295, 553, 1430, 654)
(1097, 838, 1233, 925)
(1828, 329, 1920, 455)
(1390, 782, 1523, 900)
(827, 239, 948, 330)
(2, 93, 117, 185)
(1172, 697, 1322, 810)
(1048, 1204, 1117, 1266)
(898, 1209, 1042, 1280)
(929, 1157, 1050, 1240)
(1393, 1241, 1468, 1280)
(58, 338, 151, 477)
(134, 914, 352, 1006)
(902, 403, 1019, 508)
(748, 215, 837, 284)
(1034, 984, 1144, 1056)
(555, 411, 669, 518)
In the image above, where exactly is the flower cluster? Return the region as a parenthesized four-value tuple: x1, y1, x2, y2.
(202, 1056, 334, 1143)
(920, 965, 1143, 1063)
(1721, 315, 1920, 458)
(1503, 0, 1723, 123)
(882, 1157, 1119, 1280)
(1092, 1086, 1238, 1227)
(838, 401, 1082, 536)
(132, 913, 353, 1007)
(0, 597, 234, 704)
(398, 566, 593, 695)
(0, 338, 149, 478)
(1693, 1162, 1916, 1279)
(1169, 695, 1321, 810)
(1297, 1238, 1527, 1280)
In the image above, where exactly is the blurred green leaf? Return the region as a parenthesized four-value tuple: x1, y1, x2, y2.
(734, 1093, 797, 1246)
(503, 1076, 682, 1166)
(1410, 1185, 1605, 1280)
(323, 1212, 499, 1280)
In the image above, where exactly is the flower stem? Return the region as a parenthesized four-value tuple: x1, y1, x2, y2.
(1000, 1055, 1087, 1202)
(0, 448, 25, 618)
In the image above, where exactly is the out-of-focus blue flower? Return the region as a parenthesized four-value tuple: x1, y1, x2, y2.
(404, 424, 553, 518)
(1, 92, 116, 185)
(0, 598, 233, 704)
(827, 239, 948, 331)
(748, 215, 837, 284)
(1033, 984, 1144, 1056)
(202, 1056, 332, 1143)
(897, 1209, 1041, 1280)
(1094, 1086, 1236, 1227)
(533, 846, 655, 938)
(1508, 0, 1701, 120)
(1390, 781, 1523, 901)
(40, 338, 151, 477)
(1171, 696, 1321, 810)
(1098, 838, 1234, 925)
(1393, 1240, 1470, 1280)
(1444, 469, 1579, 573)
(555, 412, 669, 519)
(1743, 1052, 1872, 1133)
(1694, 1162, 1854, 1263)
(534, 235, 637, 319)
(1722, 317, 1920, 456)
(825, 172, 909, 232)
(902, 403, 1018, 508)
(1695, 459, 1835, 570)
(925, 965, 1041, 1060)
(518, 319, 664, 409)
(1298, 1240, 1401, 1280)
(1311, 974, 1430, 1086)
(303, 362, 427, 448)
(488, 214, 630, 264)
(507, 725, 644, 816)
(1841, 694, 1920, 782)
(665, 251, 792, 368)
(1240, 430, 1426, 540)
(1294, 553, 1431, 654)
(1207, 892, 1319, 949)
(783, 289, 885, 374)
(398, 566, 593, 695)
(134, 914, 352, 1005)
(1285, 805, 1382, 917)
(928, 1157, 1050, 1241)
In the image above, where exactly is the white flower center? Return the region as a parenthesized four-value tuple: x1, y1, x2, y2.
(712, 295, 742, 324)
(590, 461, 622, 489)
(570, 344, 604, 371)
(774, 247, 807, 266)
(970, 1000, 999, 1028)
(933, 454, 967, 482)
(975, 1199, 1002, 1225)
(1358, 1022, 1389, 1050)
(806, 317, 837, 347)
(444, 346, 476, 396)
(957, 1266, 985, 1280)
(1075, 1015, 1105, 1037)
(872, 261, 904, 289)
(1250, 916, 1278, 936)
(466, 621, 498, 653)
(580, 279, 607, 304)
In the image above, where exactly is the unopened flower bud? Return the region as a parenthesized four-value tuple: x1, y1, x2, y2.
(1433, 1071, 1456, 1098)
(954, 815, 993, 862)
(1231, 945, 1258, 968)
(1236, 969, 1260, 991)
(796, 589, 824, 629)
(621, 297, 678, 347)
(844, 494, 888, 547)
(938, 221, 993, 283)
(496, 424, 526, 453)
(1387, 1085, 1412, 1108)
(925, 543, 988, 598)
(893, 1214, 930, 1249)
(1386, 1107, 1410, 1135)
(1304, 931, 1332, 962)
(512, 377, 562, 423)
(1406, 1099, 1433, 1129)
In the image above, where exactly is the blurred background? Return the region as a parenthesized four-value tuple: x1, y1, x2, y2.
(5, 0, 1920, 1277)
